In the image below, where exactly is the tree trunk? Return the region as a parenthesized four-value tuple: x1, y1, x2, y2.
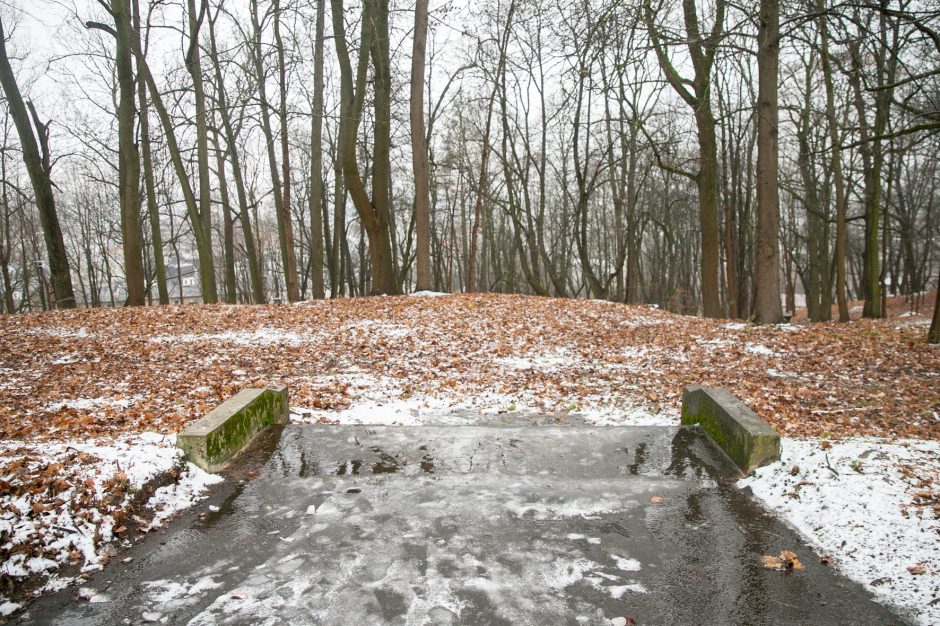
(308, 0, 326, 299)
(411, 0, 432, 292)
(331, 140, 346, 297)
(752, 0, 781, 323)
(134, 0, 169, 305)
(816, 4, 849, 322)
(251, 0, 300, 302)
(468, 0, 515, 293)
(645, 0, 724, 318)
(330, 0, 398, 295)
(212, 132, 238, 303)
(929, 267, 940, 343)
(0, 19, 75, 308)
(273, 0, 300, 301)
(206, 8, 265, 304)
(107, 0, 146, 306)
(184, 0, 218, 303)
(131, 10, 214, 304)
(694, 107, 722, 317)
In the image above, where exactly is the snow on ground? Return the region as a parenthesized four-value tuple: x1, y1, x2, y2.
(43, 396, 140, 413)
(149, 328, 316, 347)
(740, 438, 940, 625)
(289, 366, 678, 428)
(286, 336, 680, 428)
(0, 434, 222, 611)
(408, 290, 449, 297)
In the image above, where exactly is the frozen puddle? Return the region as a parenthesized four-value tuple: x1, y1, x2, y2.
(19, 425, 902, 625)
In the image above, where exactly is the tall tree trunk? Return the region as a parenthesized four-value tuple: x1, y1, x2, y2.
(134, 0, 169, 305)
(330, 0, 398, 295)
(753, 0, 781, 323)
(368, 0, 397, 294)
(694, 107, 722, 317)
(0, 20, 75, 308)
(108, 0, 145, 306)
(929, 267, 940, 343)
(411, 0, 432, 291)
(332, 141, 346, 297)
(206, 7, 265, 304)
(131, 9, 215, 304)
(0, 143, 14, 313)
(645, 0, 724, 318)
(212, 132, 238, 303)
(308, 0, 326, 299)
(849, 9, 897, 319)
(184, 0, 218, 303)
(816, 4, 849, 322)
(251, 0, 300, 302)
(467, 89, 496, 294)
(273, 0, 300, 301)
(468, 0, 515, 293)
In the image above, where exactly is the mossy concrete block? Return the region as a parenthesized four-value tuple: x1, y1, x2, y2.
(177, 385, 289, 472)
(681, 385, 780, 474)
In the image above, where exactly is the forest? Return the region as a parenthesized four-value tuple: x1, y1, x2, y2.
(0, 0, 937, 338)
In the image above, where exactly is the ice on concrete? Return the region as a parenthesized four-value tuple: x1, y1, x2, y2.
(115, 467, 667, 625)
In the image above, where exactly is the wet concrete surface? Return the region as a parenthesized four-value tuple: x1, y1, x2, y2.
(17, 425, 905, 625)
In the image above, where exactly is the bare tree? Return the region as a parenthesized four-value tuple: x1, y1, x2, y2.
(331, 0, 398, 294)
(644, 0, 726, 317)
(753, 0, 782, 323)
(411, 0, 432, 292)
(0, 19, 75, 308)
(308, 0, 326, 299)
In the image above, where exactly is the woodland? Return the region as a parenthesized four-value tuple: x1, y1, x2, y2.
(0, 0, 937, 339)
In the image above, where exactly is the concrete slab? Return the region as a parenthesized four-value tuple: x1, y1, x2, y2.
(17, 425, 904, 625)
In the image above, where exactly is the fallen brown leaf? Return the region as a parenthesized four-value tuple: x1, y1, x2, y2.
(762, 550, 804, 571)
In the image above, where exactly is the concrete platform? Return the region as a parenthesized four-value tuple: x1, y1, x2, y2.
(17, 425, 904, 625)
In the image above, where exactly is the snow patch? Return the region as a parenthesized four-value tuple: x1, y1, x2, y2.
(740, 437, 940, 625)
(0, 433, 220, 594)
(342, 320, 412, 338)
(745, 343, 780, 357)
(0, 600, 22, 617)
(577, 403, 679, 427)
(147, 463, 225, 527)
(44, 396, 140, 412)
(409, 291, 449, 297)
(495, 351, 581, 372)
(149, 328, 313, 346)
(27, 327, 95, 339)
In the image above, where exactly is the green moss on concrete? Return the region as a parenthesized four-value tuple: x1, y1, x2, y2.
(681, 386, 780, 474)
(178, 386, 289, 472)
(203, 391, 285, 464)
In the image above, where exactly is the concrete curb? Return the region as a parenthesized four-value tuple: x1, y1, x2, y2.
(681, 385, 780, 474)
(177, 385, 289, 472)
